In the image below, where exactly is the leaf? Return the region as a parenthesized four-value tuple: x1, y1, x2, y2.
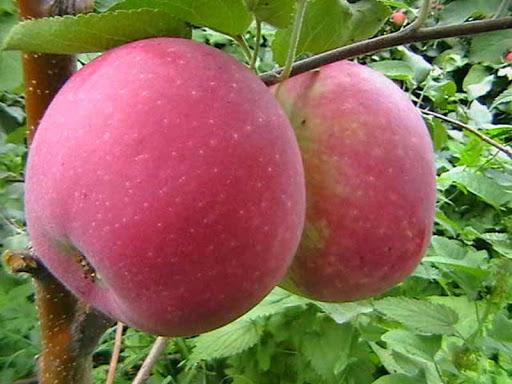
(381, 330, 441, 363)
(314, 301, 373, 324)
(369, 60, 415, 81)
(301, 321, 354, 378)
(467, 100, 493, 126)
(491, 88, 512, 110)
(438, 0, 501, 26)
(272, 0, 390, 65)
(463, 65, 494, 100)
(188, 288, 307, 364)
(0, 14, 22, 91)
(470, 30, 512, 64)
(430, 236, 466, 260)
(397, 47, 432, 83)
(373, 297, 458, 335)
(481, 232, 512, 258)
(3, 9, 191, 54)
(372, 373, 423, 384)
(189, 320, 263, 364)
(428, 296, 483, 338)
(439, 167, 512, 209)
(245, 0, 296, 28)
(110, 0, 252, 36)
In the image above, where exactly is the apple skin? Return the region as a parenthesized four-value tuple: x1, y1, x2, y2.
(272, 61, 436, 302)
(391, 10, 407, 26)
(25, 38, 305, 336)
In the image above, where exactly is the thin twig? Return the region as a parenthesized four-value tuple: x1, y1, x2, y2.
(407, 0, 432, 31)
(250, 19, 262, 72)
(261, 16, 512, 85)
(494, 0, 511, 19)
(132, 337, 169, 384)
(421, 109, 512, 158)
(106, 322, 124, 384)
(279, 0, 308, 81)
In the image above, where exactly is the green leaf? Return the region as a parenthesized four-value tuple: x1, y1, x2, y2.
(189, 320, 263, 364)
(463, 65, 494, 100)
(428, 296, 483, 338)
(188, 288, 307, 364)
(0, 14, 22, 91)
(430, 236, 466, 259)
(470, 30, 512, 64)
(314, 301, 373, 324)
(272, 0, 390, 65)
(468, 100, 493, 126)
(372, 373, 423, 384)
(438, 0, 501, 26)
(439, 167, 512, 209)
(110, 0, 252, 36)
(301, 321, 354, 378)
(369, 60, 414, 81)
(374, 297, 458, 335)
(481, 232, 512, 258)
(381, 330, 441, 363)
(492, 88, 512, 110)
(3, 9, 191, 54)
(245, 0, 295, 28)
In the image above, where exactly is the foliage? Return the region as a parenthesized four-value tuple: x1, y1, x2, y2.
(0, 0, 511, 383)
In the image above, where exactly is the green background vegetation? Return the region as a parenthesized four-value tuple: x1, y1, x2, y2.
(1, 0, 511, 383)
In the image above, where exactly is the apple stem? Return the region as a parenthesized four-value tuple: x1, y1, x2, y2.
(250, 19, 262, 72)
(279, 0, 308, 82)
(132, 337, 170, 384)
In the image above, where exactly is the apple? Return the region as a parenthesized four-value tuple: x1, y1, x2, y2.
(272, 61, 436, 302)
(25, 38, 306, 336)
(391, 10, 407, 26)
(505, 51, 512, 62)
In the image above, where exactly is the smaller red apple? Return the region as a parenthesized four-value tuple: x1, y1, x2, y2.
(505, 51, 512, 62)
(391, 10, 407, 27)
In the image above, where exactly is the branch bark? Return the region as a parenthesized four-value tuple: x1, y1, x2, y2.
(261, 16, 512, 85)
(132, 337, 170, 384)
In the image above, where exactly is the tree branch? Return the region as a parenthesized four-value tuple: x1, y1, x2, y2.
(261, 16, 512, 85)
(132, 337, 169, 384)
(106, 322, 125, 384)
(421, 109, 512, 158)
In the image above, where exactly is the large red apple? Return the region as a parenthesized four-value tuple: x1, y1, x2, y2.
(25, 38, 305, 336)
(272, 61, 436, 302)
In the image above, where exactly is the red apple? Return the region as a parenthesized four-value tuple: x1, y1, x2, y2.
(505, 51, 512, 62)
(272, 61, 436, 302)
(25, 38, 305, 336)
(391, 10, 407, 26)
